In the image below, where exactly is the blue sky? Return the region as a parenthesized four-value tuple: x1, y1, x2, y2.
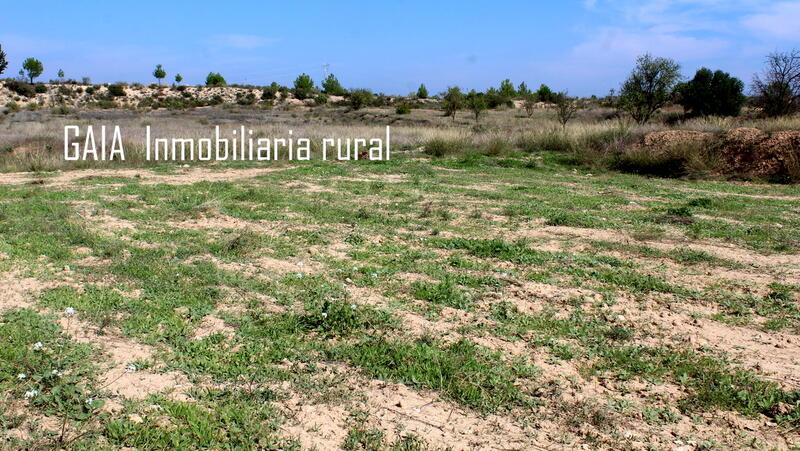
(1, 1, 798, 96)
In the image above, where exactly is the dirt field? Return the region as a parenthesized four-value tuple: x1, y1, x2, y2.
(1, 106, 800, 450)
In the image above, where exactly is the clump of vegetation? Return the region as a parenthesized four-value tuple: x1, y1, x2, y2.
(22, 57, 44, 83)
(349, 89, 373, 110)
(676, 68, 745, 117)
(293, 73, 315, 100)
(152, 64, 166, 85)
(321, 73, 346, 96)
(751, 49, 800, 117)
(424, 137, 465, 157)
(205, 72, 226, 87)
(618, 53, 681, 124)
(442, 86, 463, 121)
(416, 83, 428, 99)
(107, 84, 126, 97)
(465, 90, 487, 122)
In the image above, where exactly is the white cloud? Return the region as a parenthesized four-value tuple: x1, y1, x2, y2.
(743, 2, 800, 40)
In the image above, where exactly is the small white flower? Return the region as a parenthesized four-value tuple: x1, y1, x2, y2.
(86, 397, 94, 406)
(51, 369, 63, 377)
(64, 307, 76, 316)
(352, 266, 358, 271)
(295, 273, 303, 279)
(17, 373, 26, 380)
(126, 364, 137, 372)
(321, 312, 328, 319)
(33, 342, 43, 351)
(371, 273, 377, 278)
(351, 304, 357, 310)
(24, 389, 39, 399)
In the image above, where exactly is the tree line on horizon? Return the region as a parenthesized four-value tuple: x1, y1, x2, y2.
(1, 43, 798, 123)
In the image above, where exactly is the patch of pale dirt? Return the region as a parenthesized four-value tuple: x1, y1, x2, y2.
(0, 271, 56, 311)
(0, 167, 289, 187)
(193, 314, 235, 340)
(624, 298, 800, 390)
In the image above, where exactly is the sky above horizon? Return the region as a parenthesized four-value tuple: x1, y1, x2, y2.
(1, 1, 797, 96)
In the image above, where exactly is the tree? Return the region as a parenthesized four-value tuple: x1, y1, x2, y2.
(293, 73, 315, 100)
(57, 69, 65, 82)
(498, 79, 516, 99)
(417, 83, 428, 99)
(536, 84, 554, 103)
(175, 73, 183, 85)
(466, 90, 487, 122)
(22, 57, 44, 83)
(442, 86, 464, 121)
(517, 82, 531, 98)
(321, 74, 345, 95)
(676, 68, 745, 117)
(153, 64, 166, 85)
(523, 92, 539, 117)
(206, 72, 226, 87)
(554, 91, 579, 131)
(751, 49, 800, 117)
(617, 53, 681, 124)
(0, 45, 7, 76)
(349, 89, 373, 110)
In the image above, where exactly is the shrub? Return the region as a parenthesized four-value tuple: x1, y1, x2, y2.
(417, 83, 428, 99)
(34, 84, 47, 94)
(349, 89, 373, 110)
(262, 82, 280, 100)
(395, 103, 411, 114)
(205, 72, 226, 87)
(314, 93, 328, 105)
(484, 88, 511, 109)
(107, 84, 126, 97)
(611, 141, 718, 178)
(5, 80, 35, 97)
(482, 137, 512, 156)
(676, 68, 745, 117)
(424, 137, 465, 157)
(6, 101, 19, 112)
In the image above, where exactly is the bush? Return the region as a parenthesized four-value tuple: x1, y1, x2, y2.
(395, 103, 411, 114)
(516, 130, 573, 152)
(314, 93, 328, 105)
(34, 84, 47, 94)
(6, 101, 20, 112)
(349, 89, 373, 110)
(610, 141, 718, 178)
(481, 137, 512, 156)
(5, 80, 36, 97)
(205, 72, 226, 87)
(424, 137, 465, 157)
(107, 84, 126, 97)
